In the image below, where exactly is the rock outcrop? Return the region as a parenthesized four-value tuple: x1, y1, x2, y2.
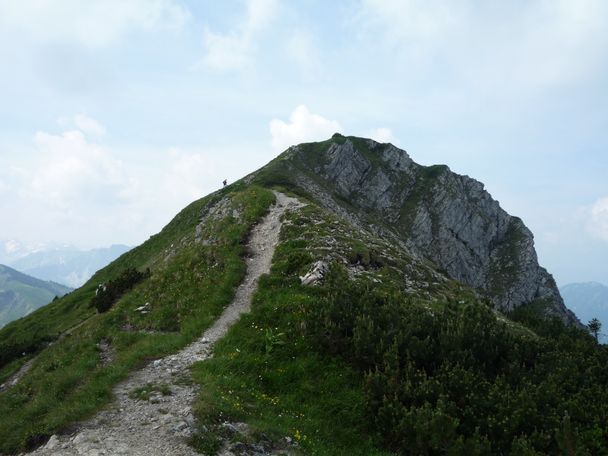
(255, 134, 578, 324)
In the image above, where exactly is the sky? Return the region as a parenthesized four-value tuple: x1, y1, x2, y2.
(0, 0, 606, 286)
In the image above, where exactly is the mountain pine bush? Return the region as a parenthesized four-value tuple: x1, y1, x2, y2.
(91, 268, 150, 313)
(304, 266, 608, 455)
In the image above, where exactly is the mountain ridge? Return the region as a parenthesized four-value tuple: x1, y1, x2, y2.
(0, 136, 604, 455)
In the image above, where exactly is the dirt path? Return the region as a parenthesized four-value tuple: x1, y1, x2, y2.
(25, 192, 303, 456)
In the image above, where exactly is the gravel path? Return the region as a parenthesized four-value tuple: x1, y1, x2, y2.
(25, 192, 303, 456)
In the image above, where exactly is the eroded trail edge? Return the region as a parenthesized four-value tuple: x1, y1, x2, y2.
(28, 192, 303, 456)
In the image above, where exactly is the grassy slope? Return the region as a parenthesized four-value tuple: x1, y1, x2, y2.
(0, 183, 243, 376)
(189, 199, 483, 455)
(190, 201, 395, 455)
(0, 185, 275, 454)
(191, 185, 607, 455)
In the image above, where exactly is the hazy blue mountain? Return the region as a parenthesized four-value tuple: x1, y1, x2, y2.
(8, 244, 131, 288)
(0, 264, 72, 328)
(561, 282, 608, 342)
(0, 239, 50, 264)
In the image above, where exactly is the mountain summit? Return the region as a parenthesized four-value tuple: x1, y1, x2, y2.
(253, 134, 576, 323)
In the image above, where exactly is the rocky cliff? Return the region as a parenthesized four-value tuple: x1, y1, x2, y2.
(254, 134, 577, 324)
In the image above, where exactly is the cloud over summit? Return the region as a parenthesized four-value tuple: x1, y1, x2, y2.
(269, 105, 342, 152)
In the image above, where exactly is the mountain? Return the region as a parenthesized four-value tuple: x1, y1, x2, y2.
(255, 134, 576, 323)
(0, 265, 72, 328)
(0, 136, 605, 456)
(0, 240, 49, 264)
(7, 244, 131, 288)
(561, 282, 608, 342)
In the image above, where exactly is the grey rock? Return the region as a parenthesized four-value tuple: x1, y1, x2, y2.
(44, 435, 60, 450)
(220, 422, 244, 435)
(300, 261, 329, 286)
(72, 433, 88, 445)
(172, 421, 189, 432)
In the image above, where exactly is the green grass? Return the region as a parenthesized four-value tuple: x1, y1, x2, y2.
(189, 195, 608, 456)
(0, 188, 222, 369)
(0, 356, 31, 385)
(191, 271, 393, 456)
(189, 202, 444, 455)
(0, 185, 275, 454)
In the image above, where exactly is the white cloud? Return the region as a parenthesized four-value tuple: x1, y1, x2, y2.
(246, 0, 279, 31)
(358, 0, 608, 92)
(162, 148, 215, 201)
(360, 0, 462, 46)
(57, 114, 106, 136)
(72, 114, 106, 136)
(588, 197, 608, 241)
(202, 32, 252, 72)
(368, 127, 399, 145)
(286, 29, 322, 80)
(201, 0, 279, 71)
(0, 116, 279, 247)
(28, 129, 128, 208)
(0, 0, 190, 47)
(269, 105, 342, 151)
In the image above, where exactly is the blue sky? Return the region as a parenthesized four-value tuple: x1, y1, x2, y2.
(0, 0, 606, 286)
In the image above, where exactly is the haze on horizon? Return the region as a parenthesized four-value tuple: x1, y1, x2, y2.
(0, 0, 606, 286)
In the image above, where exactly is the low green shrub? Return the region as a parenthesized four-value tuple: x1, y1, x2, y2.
(91, 268, 151, 313)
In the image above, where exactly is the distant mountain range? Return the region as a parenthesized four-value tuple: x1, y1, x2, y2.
(0, 239, 50, 264)
(1, 241, 131, 288)
(0, 264, 72, 328)
(561, 282, 608, 342)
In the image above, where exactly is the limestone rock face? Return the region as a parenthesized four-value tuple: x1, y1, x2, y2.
(266, 135, 577, 324)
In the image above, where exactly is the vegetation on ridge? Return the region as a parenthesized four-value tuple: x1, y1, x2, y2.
(0, 137, 606, 455)
(91, 267, 150, 313)
(192, 196, 608, 456)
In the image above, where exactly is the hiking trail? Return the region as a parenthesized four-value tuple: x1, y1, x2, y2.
(25, 192, 303, 456)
